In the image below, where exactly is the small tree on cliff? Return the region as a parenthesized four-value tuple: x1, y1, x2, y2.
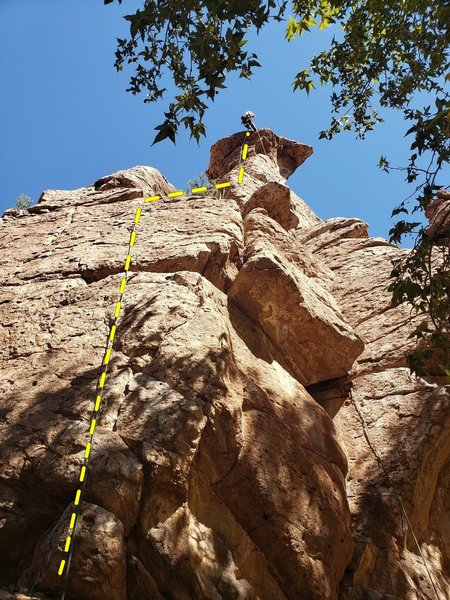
(105, 0, 450, 375)
(186, 172, 226, 199)
(16, 193, 33, 211)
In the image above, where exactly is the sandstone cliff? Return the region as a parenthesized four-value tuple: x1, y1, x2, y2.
(0, 129, 449, 600)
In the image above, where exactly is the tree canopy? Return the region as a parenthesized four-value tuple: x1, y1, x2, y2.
(105, 0, 450, 375)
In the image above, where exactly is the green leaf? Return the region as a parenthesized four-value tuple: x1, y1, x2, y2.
(151, 122, 176, 145)
(391, 206, 408, 217)
(377, 155, 390, 172)
(286, 16, 298, 41)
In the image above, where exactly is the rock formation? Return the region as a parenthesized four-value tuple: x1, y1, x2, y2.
(425, 189, 450, 247)
(0, 128, 449, 600)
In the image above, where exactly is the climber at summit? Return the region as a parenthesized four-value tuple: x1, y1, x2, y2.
(241, 111, 257, 132)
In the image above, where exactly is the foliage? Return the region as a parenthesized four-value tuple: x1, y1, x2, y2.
(105, 0, 283, 145)
(186, 172, 226, 199)
(105, 0, 450, 374)
(15, 193, 33, 211)
(388, 223, 450, 376)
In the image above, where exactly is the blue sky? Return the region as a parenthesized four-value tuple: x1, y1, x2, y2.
(0, 1, 444, 242)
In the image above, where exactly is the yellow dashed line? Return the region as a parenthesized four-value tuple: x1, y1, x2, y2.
(59, 134, 254, 579)
(84, 443, 91, 459)
(99, 372, 106, 388)
(104, 348, 111, 365)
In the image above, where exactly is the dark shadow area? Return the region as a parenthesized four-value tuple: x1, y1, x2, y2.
(0, 363, 102, 587)
(306, 375, 352, 419)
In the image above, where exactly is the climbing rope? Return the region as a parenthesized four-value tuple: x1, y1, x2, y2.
(349, 387, 441, 600)
(56, 133, 252, 599)
(59, 231, 137, 600)
(254, 125, 270, 160)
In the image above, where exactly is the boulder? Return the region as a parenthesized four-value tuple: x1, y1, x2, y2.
(229, 209, 364, 385)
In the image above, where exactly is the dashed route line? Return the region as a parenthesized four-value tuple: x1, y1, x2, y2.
(58, 131, 251, 597)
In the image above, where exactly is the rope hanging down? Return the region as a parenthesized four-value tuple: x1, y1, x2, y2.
(57, 132, 250, 600)
(60, 222, 138, 600)
(240, 110, 269, 158)
(349, 387, 441, 600)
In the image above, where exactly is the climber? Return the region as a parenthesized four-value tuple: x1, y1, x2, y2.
(241, 111, 257, 132)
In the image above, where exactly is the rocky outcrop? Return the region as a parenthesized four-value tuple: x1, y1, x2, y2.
(206, 129, 318, 231)
(0, 128, 449, 600)
(228, 208, 363, 386)
(1, 167, 242, 292)
(425, 189, 450, 247)
(299, 213, 450, 598)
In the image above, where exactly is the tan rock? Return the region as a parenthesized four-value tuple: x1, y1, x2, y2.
(206, 129, 315, 215)
(93, 165, 175, 193)
(243, 208, 335, 290)
(1, 189, 242, 292)
(313, 224, 450, 597)
(207, 128, 313, 181)
(0, 253, 353, 600)
(242, 181, 319, 230)
(0, 592, 50, 600)
(425, 189, 450, 247)
(429, 454, 450, 573)
(2, 129, 449, 600)
(115, 271, 352, 600)
(307, 374, 353, 418)
(19, 502, 127, 600)
(296, 216, 370, 252)
(229, 209, 364, 385)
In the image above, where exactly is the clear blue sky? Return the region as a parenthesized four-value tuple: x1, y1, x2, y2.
(0, 1, 444, 241)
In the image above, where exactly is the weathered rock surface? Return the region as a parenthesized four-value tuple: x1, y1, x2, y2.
(206, 129, 319, 231)
(20, 502, 127, 600)
(0, 268, 353, 599)
(1, 168, 242, 292)
(229, 209, 363, 385)
(0, 128, 449, 600)
(425, 189, 450, 247)
(300, 215, 450, 597)
(242, 180, 320, 232)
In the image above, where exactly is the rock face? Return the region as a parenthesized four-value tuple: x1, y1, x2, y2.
(296, 215, 450, 598)
(0, 129, 449, 600)
(228, 208, 363, 386)
(425, 189, 450, 247)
